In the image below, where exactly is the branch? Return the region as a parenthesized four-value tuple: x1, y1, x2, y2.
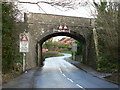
(37, 4, 47, 13)
(17, 0, 89, 12)
(17, 0, 84, 10)
(18, 1, 47, 13)
(17, 1, 39, 4)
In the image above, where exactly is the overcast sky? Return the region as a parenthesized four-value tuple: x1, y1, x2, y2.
(16, 0, 99, 19)
(14, 0, 119, 20)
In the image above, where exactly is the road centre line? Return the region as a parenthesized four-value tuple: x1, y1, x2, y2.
(59, 68, 62, 73)
(62, 73, 66, 77)
(67, 78, 74, 82)
(76, 84, 85, 89)
(59, 67, 85, 89)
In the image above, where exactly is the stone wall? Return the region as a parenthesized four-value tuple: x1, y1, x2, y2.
(24, 13, 97, 69)
(25, 33, 37, 70)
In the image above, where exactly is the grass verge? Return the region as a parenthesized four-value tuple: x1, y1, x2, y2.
(104, 73, 120, 84)
(61, 50, 72, 54)
(43, 53, 64, 58)
(2, 71, 22, 84)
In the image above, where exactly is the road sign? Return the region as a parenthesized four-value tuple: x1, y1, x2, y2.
(20, 33, 29, 41)
(63, 25, 68, 30)
(19, 33, 29, 52)
(71, 43, 77, 52)
(53, 25, 70, 33)
(58, 25, 63, 30)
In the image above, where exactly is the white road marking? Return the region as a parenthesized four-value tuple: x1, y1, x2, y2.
(76, 84, 85, 90)
(62, 73, 66, 77)
(59, 67, 62, 73)
(67, 78, 74, 82)
(59, 67, 85, 90)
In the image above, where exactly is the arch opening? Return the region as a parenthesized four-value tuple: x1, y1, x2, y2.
(36, 32, 87, 67)
(38, 32, 86, 45)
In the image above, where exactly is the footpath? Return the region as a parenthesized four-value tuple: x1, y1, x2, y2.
(2, 68, 38, 88)
(64, 57, 119, 85)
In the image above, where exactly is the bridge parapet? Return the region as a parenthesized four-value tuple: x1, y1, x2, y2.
(26, 13, 92, 27)
(25, 13, 97, 70)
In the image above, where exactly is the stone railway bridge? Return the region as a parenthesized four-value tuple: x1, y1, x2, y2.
(24, 13, 97, 70)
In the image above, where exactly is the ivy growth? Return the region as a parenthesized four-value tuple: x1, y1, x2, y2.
(2, 2, 22, 74)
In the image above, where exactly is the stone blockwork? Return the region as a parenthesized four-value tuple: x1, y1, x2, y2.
(24, 13, 97, 70)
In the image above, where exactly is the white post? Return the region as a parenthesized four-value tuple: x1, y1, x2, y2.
(23, 53, 26, 72)
(73, 52, 76, 60)
(93, 28, 99, 56)
(71, 41, 77, 60)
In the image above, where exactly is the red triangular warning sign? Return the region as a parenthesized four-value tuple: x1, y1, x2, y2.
(20, 34, 28, 41)
(58, 25, 63, 30)
(63, 25, 68, 29)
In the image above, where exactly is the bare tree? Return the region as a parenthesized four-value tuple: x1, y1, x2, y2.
(7, 0, 89, 21)
(16, 0, 88, 12)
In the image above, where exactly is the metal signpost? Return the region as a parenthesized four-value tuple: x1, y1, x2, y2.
(71, 42, 77, 60)
(19, 32, 29, 72)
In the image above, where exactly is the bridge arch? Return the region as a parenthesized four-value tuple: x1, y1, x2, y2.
(25, 13, 97, 70)
(36, 31, 86, 66)
(38, 31, 86, 44)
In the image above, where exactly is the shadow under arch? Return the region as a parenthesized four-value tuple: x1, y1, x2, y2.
(38, 31, 86, 45)
(36, 31, 86, 66)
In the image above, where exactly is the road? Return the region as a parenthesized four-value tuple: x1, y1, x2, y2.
(3, 53, 119, 89)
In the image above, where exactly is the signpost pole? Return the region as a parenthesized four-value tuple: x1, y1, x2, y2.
(71, 41, 77, 61)
(19, 30, 29, 72)
(23, 53, 26, 72)
(73, 52, 75, 60)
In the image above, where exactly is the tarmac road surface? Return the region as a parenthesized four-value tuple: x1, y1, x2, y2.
(3, 53, 119, 89)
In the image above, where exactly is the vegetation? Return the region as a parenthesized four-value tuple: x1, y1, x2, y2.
(42, 38, 72, 52)
(43, 38, 59, 51)
(105, 73, 120, 83)
(43, 38, 53, 50)
(75, 41, 83, 55)
(94, 1, 119, 72)
(2, 2, 22, 74)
